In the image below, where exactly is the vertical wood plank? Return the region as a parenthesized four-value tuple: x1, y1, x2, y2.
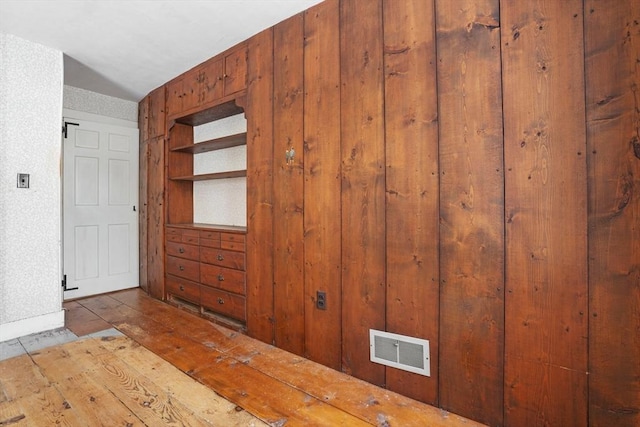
(139, 96, 149, 142)
(435, 1, 505, 424)
(382, 0, 440, 405)
(584, 2, 640, 426)
(246, 28, 276, 344)
(147, 135, 166, 300)
(273, 13, 305, 355)
(501, 1, 588, 425)
(340, 0, 386, 386)
(138, 97, 149, 294)
(148, 86, 165, 138)
(303, 0, 342, 370)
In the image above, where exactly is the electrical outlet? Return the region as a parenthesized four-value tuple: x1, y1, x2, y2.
(316, 291, 326, 310)
(17, 173, 29, 188)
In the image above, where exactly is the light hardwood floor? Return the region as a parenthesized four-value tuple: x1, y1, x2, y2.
(1, 289, 484, 426)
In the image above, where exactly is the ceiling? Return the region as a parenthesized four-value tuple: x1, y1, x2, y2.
(0, 0, 323, 102)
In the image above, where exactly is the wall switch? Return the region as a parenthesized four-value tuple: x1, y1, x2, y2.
(316, 291, 327, 310)
(17, 173, 29, 188)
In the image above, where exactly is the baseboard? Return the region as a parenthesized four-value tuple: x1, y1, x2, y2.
(0, 310, 65, 342)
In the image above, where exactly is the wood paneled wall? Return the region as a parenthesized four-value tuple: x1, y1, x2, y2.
(242, 0, 639, 426)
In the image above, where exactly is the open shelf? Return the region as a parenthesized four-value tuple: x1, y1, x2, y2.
(170, 169, 247, 181)
(167, 223, 247, 232)
(171, 132, 246, 154)
(171, 93, 246, 126)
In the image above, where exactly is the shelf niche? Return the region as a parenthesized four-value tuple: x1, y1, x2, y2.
(166, 96, 247, 229)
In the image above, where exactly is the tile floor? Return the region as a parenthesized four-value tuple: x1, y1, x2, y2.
(0, 326, 123, 362)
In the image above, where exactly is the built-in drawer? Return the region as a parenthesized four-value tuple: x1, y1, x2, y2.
(166, 227, 199, 245)
(200, 230, 221, 248)
(200, 247, 245, 270)
(221, 232, 245, 251)
(201, 286, 246, 321)
(166, 275, 200, 305)
(200, 263, 246, 295)
(166, 255, 200, 282)
(166, 241, 199, 260)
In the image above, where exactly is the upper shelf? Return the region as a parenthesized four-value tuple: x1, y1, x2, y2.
(170, 170, 247, 182)
(171, 92, 246, 127)
(171, 132, 246, 154)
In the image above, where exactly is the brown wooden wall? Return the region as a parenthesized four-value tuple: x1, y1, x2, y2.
(240, 0, 639, 426)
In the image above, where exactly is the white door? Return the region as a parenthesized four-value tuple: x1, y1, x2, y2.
(63, 118, 139, 299)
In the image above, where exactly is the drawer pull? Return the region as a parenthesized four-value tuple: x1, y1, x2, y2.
(178, 247, 185, 253)
(179, 285, 184, 291)
(217, 254, 224, 261)
(217, 274, 224, 281)
(217, 297, 225, 305)
(179, 265, 185, 271)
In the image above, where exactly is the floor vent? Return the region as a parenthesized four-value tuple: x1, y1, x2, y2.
(369, 329, 430, 376)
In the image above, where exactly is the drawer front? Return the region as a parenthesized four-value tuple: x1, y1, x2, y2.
(166, 275, 200, 304)
(200, 264, 246, 295)
(200, 247, 245, 270)
(220, 232, 245, 251)
(221, 232, 245, 244)
(166, 241, 199, 260)
(200, 230, 221, 240)
(200, 238, 221, 249)
(220, 240, 245, 252)
(200, 230, 221, 248)
(166, 227, 200, 245)
(181, 230, 199, 245)
(166, 231, 182, 243)
(201, 287, 246, 321)
(166, 256, 200, 282)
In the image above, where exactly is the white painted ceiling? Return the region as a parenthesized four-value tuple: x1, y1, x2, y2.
(0, 0, 323, 101)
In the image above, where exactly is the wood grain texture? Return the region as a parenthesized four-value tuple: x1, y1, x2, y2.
(148, 86, 165, 138)
(303, 0, 342, 371)
(273, 13, 306, 355)
(0, 337, 265, 427)
(68, 289, 484, 427)
(246, 28, 276, 344)
(383, 0, 440, 405)
(340, 0, 386, 386)
(166, 124, 193, 226)
(435, 0, 505, 424)
(147, 135, 166, 299)
(584, 1, 640, 426)
(502, 1, 588, 425)
(139, 136, 149, 294)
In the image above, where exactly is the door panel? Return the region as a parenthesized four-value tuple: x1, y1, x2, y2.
(63, 118, 139, 299)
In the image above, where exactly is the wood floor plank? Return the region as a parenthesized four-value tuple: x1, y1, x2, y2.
(194, 359, 370, 427)
(108, 291, 234, 345)
(52, 372, 145, 427)
(0, 354, 50, 401)
(225, 340, 483, 427)
(64, 304, 111, 336)
(89, 354, 213, 426)
(26, 339, 144, 426)
(97, 338, 267, 426)
(9, 385, 85, 426)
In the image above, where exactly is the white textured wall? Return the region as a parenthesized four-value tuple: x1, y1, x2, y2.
(193, 114, 247, 227)
(0, 33, 64, 339)
(64, 85, 138, 122)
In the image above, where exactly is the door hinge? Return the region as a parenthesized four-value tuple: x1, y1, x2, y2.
(62, 121, 79, 139)
(62, 274, 78, 291)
